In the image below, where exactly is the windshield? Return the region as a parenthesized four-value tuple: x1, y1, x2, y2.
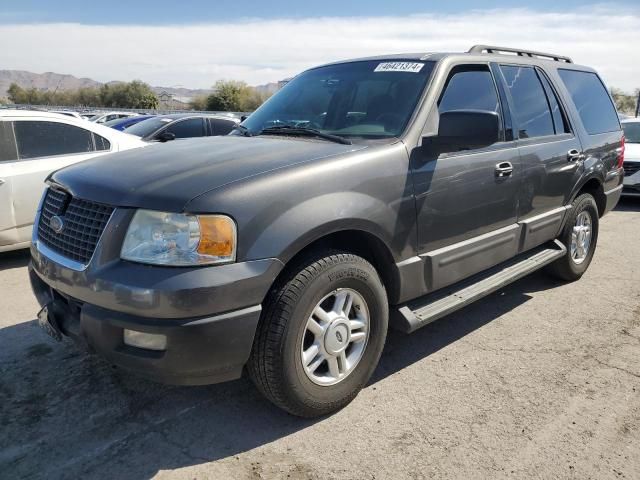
(125, 117, 173, 138)
(242, 60, 435, 139)
(622, 121, 640, 143)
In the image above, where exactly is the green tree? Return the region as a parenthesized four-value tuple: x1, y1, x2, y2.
(610, 87, 637, 114)
(205, 80, 268, 112)
(189, 95, 208, 111)
(100, 80, 158, 109)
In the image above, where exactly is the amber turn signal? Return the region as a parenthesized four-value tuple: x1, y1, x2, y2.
(197, 215, 237, 260)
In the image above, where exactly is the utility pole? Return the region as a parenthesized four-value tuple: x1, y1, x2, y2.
(636, 90, 640, 118)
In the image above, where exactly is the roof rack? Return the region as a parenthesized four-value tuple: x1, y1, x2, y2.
(468, 45, 573, 64)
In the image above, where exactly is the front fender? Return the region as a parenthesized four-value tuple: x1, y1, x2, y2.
(243, 192, 398, 262)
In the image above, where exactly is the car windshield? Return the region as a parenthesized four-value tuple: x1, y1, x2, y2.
(622, 121, 640, 143)
(125, 117, 173, 137)
(241, 60, 435, 139)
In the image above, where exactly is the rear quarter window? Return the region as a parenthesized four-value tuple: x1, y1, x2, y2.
(558, 69, 620, 135)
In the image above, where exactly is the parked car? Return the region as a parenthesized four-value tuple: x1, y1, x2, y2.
(0, 110, 146, 252)
(124, 114, 239, 142)
(50, 110, 84, 120)
(621, 118, 640, 196)
(89, 111, 139, 124)
(29, 45, 623, 417)
(103, 115, 155, 132)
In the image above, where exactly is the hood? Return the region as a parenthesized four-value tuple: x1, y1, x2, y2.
(51, 135, 365, 211)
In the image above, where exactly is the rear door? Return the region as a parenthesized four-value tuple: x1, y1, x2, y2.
(496, 63, 584, 250)
(556, 68, 623, 196)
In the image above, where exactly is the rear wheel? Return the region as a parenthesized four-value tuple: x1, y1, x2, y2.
(248, 251, 388, 417)
(547, 193, 599, 281)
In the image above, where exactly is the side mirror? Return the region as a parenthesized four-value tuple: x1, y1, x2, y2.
(429, 110, 500, 153)
(156, 131, 176, 143)
(240, 115, 249, 122)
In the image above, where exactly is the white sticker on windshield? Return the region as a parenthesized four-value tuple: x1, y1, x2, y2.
(374, 62, 424, 73)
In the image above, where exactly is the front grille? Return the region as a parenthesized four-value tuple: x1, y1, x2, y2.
(623, 162, 640, 177)
(38, 187, 114, 265)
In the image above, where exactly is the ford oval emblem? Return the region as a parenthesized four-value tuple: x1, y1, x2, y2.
(50, 215, 65, 234)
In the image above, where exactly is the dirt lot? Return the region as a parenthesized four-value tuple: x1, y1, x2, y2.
(1, 199, 639, 480)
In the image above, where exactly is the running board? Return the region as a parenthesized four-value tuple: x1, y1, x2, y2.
(394, 240, 566, 333)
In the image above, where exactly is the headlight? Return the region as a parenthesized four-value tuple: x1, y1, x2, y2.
(121, 210, 236, 266)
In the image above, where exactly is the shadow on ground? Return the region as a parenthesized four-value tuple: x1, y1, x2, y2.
(0, 249, 30, 272)
(615, 196, 640, 212)
(0, 269, 560, 479)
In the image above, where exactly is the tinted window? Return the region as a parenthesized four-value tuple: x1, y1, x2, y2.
(537, 72, 570, 134)
(164, 118, 205, 139)
(210, 118, 237, 135)
(622, 122, 640, 144)
(93, 133, 111, 151)
(14, 121, 94, 159)
(558, 69, 620, 135)
(126, 117, 172, 138)
(0, 121, 18, 161)
(500, 65, 554, 139)
(439, 68, 500, 113)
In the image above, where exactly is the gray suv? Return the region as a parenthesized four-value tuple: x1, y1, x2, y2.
(29, 45, 624, 417)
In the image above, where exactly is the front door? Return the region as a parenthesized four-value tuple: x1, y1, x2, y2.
(411, 64, 521, 292)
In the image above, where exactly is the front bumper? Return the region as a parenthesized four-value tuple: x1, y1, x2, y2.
(622, 161, 640, 196)
(29, 213, 284, 384)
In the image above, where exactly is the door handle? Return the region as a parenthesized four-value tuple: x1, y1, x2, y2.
(567, 149, 584, 162)
(495, 162, 514, 177)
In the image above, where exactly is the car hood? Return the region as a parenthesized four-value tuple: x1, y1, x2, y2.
(51, 135, 366, 211)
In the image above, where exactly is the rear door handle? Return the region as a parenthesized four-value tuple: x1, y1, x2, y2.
(567, 149, 584, 162)
(495, 162, 514, 177)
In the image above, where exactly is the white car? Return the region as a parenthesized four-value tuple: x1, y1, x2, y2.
(0, 110, 146, 252)
(50, 110, 84, 120)
(622, 118, 640, 197)
(89, 111, 139, 124)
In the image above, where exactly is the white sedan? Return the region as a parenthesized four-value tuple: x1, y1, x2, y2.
(622, 118, 640, 197)
(0, 110, 146, 252)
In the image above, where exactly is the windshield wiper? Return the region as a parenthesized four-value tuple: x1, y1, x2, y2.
(258, 125, 352, 145)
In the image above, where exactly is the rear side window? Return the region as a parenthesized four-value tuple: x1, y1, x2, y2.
(164, 118, 205, 139)
(537, 72, 570, 135)
(439, 67, 500, 113)
(13, 121, 94, 159)
(93, 133, 111, 151)
(558, 69, 620, 135)
(209, 118, 237, 136)
(0, 121, 18, 161)
(499, 65, 554, 139)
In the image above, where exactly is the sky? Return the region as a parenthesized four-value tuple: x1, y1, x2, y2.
(0, 1, 638, 92)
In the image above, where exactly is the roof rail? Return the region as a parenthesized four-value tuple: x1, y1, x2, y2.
(468, 45, 573, 64)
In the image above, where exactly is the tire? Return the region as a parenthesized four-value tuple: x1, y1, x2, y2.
(547, 193, 599, 281)
(248, 251, 388, 417)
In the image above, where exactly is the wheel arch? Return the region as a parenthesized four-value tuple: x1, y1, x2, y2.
(573, 176, 606, 217)
(271, 227, 402, 305)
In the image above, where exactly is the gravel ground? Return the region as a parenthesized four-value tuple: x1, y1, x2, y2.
(1, 198, 639, 480)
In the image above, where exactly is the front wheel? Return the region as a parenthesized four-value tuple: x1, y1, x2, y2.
(248, 251, 388, 417)
(547, 193, 599, 281)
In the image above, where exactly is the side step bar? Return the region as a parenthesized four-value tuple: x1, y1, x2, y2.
(394, 240, 566, 333)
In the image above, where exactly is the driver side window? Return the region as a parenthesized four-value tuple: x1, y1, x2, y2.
(439, 67, 500, 114)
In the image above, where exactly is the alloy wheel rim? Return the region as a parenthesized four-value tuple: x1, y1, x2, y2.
(301, 288, 370, 386)
(570, 211, 592, 264)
